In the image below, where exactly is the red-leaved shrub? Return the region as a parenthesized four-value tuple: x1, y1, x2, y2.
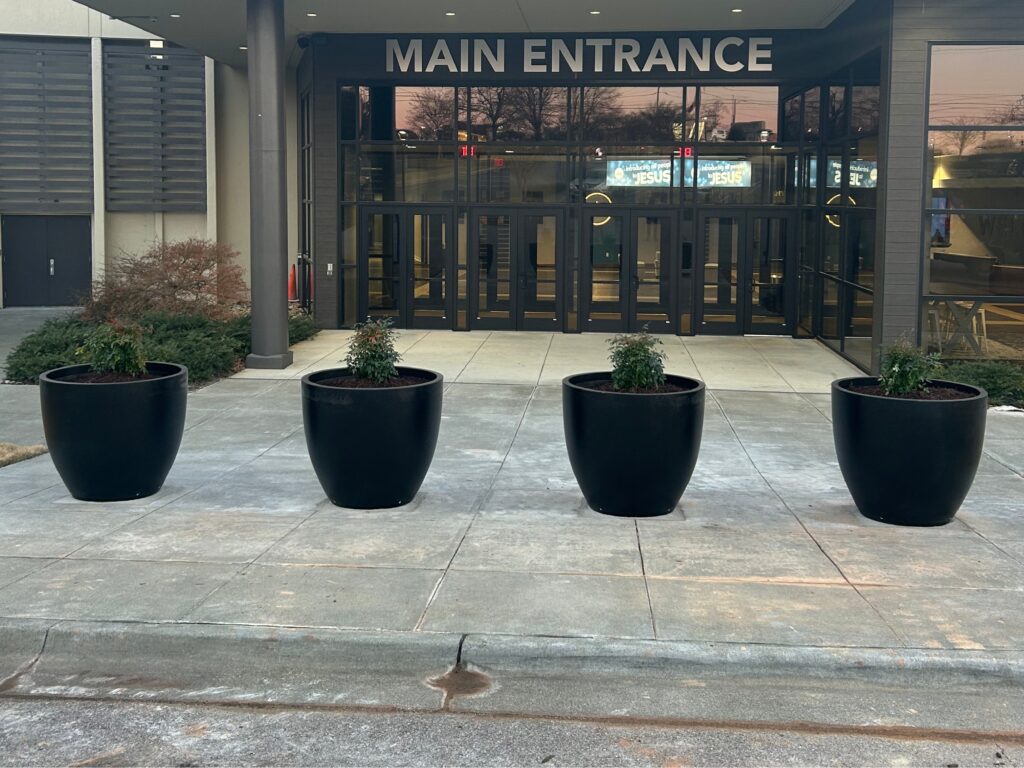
(83, 239, 249, 322)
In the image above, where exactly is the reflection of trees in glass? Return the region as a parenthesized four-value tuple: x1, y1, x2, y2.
(850, 87, 879, 134)
(407, 87, 455, 140)
(473, 86, 512, 141)
(574, 87, 622, 139)
(997, 94, 1024, 125)
(508, 87, 566, 140)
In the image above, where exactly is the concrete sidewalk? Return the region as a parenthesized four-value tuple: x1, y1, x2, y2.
(1, 335, 1023, 731)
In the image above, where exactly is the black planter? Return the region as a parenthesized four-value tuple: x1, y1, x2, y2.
(39, 363, 188, 502)
(301, 367, 443, 508)
(832, 377, 988, 526)
(562, 373, 705, 517)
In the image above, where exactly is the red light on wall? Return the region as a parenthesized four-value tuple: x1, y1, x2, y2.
(677, 146, 694, 158)
(493, 158, 505, 168)
(459, 145, 476, 157)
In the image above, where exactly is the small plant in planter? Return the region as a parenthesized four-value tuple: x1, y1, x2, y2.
(39, 321, 188, 501)
(562, 328, 706, 517)
(832, 338, 988, 526)
(301, 318, 443, 508)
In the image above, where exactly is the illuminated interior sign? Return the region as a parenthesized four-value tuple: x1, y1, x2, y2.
(697, 158, 752, 188)
(606, 158, 673, 187)
(825, 159, 878, 189)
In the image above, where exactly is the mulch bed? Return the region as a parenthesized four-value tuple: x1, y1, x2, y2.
(579, 380, 695, 394)
(62, 372, 160, 384)
(848, 383, 975, 401)
(317, 375, 432, 389)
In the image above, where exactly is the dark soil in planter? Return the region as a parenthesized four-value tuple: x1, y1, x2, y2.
(847, 383, 975, 401)
(579, 379, 697, 394)
(317, 374, 434, 388)
(62, 372, 161, 384)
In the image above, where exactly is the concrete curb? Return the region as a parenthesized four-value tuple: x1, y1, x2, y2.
(2, 619, 1023, 733)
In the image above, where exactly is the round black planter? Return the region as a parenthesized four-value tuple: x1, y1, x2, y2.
(832, 377, 988, 526)
(562, 373, 705, 517)
(301, 367, 443, 509)
(39, 363, 188, 502)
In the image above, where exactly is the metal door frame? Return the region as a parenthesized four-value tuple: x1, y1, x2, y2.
(581, 208, 680, 334)
(358, 205, 455, 329)
(697, 208, 797, 335)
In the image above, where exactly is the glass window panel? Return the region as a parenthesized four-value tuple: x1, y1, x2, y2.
(826, 85, 847, 139)
(847, 138, 879, 208)
(822, 277, 841, 346)
(804, 87, 821, 142)
(823, 212, 842, 275)
(783, 94, 802, 143)
(472, 147, 567, 203)
(824, 149, 846, 202)
(929, 45, 1024, 126)
(581, 86, 685, 144)
(471, 87, 569, 141)
(339, 86, 358, 141)
(583, 146, 675, 205)
(800, 208, 817, 270)
(847, 212, 876, 290)
(924, 299, 1024, 360)
(928, 130, 1024, 211)
(695, 149, 796, 206)
(391, 87, 456, 140)
(799, 268, 816, 335)
(851, 86, 880, 136)
(802, 150, 818, 196)
(927, 213, 1024, 296)
(697, 86, 779, 142)
(843, 287, 874, 368)
(340, 145, 357, 202)
(359, 145, 455, 202)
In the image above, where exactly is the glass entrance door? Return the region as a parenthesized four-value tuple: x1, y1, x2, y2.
(699, 210, 793, 334)
(582, 210, 678, 333)
(360, 208, 453, 329)
(471, 209, 562, 330)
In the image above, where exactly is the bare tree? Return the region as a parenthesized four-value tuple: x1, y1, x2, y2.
(508, 87, 566, 140)
(473, 87, 512, 141)
(997, 94, 1024, 125)
(573, 87, 620, 141)
(407, 88, 454, 140)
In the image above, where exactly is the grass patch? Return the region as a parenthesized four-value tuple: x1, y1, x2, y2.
(0, 443, 47, 468)
(942, 360, 1024, 408)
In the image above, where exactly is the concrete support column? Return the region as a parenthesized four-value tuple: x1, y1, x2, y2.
(245, 0, 293, 369)
(204, 57, 218, 243)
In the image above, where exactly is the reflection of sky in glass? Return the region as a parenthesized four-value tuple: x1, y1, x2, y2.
(699, 86, 779, 129)
(930, 45, 1024, 126)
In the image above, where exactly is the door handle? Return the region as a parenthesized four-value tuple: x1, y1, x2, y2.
(49, 258, 55, 276)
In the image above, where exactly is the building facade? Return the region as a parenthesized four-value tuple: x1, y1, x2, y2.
(2, 0, 1022, 372)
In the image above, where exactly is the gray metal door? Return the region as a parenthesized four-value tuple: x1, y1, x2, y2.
(2, 215, 91, 306)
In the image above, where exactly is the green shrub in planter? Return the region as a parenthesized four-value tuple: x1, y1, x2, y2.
(609, 327, 666, 392)
(943, 360, 1024, 408)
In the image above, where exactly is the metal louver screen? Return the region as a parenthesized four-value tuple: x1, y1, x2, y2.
(103, 41, 206, 212)
(0, 37, 93, 214)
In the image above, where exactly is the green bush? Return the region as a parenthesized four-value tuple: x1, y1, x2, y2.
(943, 360, 1024, 408)
(6, 310, 319, 385)
(4, 316, 91, 383)
(79, 322, 147, 377)
(879, 339, 940, 396)
(138, 313, 241, 383)
(609, 328, 666, 391)
(346, 317, 400, 383)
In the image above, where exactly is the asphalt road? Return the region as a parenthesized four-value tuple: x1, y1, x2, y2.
(0, 698, 1016, 768)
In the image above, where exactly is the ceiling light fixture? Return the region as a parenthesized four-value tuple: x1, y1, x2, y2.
(306, 11, 317, 16)
(731, 7, 743, 12)
(239, 45, 248, 51)
(149, 40, 164, 48)
(445, 11, 456, 16)
(169, 13, 181, 18)
(589, 9, 601, 14)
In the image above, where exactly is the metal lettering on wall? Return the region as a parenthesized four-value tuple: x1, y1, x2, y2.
(385, 36, 773, 75)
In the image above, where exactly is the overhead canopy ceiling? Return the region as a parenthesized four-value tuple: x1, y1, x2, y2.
(74, 0, 856, 66)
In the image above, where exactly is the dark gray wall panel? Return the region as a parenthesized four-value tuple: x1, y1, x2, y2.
(0, 37, 93, 214)
(880, 0, 1024, 346)
(309, 44, 339, 328)
(103, 40, 206, 212)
